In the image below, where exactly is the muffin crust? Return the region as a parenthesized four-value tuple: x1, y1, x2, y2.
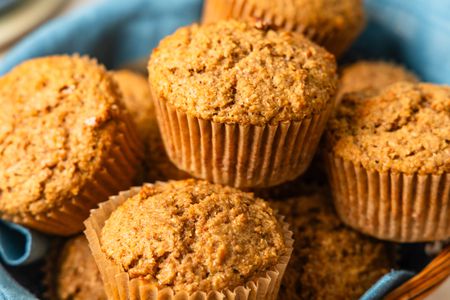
(327, 82, 450, 174)
(338, 61, 418, 98)
(112, 70, 155, 140)
(100, 179, 287, 293)
(271, 190, 390, 299)
(149, 20, 337, 125)
(0, 56, 127, 217)
(203, 0, 365, 56)
(55, 236, 106, 300)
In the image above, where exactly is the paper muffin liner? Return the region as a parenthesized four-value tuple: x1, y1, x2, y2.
(325, 153, 450, 242)
(201, 0, 356, 56)
(6, 113, 144, 236)
(152, 95, 332, 188)
(84, 184, 294, 300)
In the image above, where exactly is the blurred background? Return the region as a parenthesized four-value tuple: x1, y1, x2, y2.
(0, 0, 97, 59)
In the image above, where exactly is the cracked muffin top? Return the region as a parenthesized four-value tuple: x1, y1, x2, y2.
(0, 55, 125, 217)
(100, 179, 287, 294)
(327, 82, 450, 174)
(338, 61, 418, 99)
(270, 189, 390, 300)
(54, 235, 106, 300)
(149, 20, 337, 125)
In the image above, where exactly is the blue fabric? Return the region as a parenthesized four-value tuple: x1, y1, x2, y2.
(0, 265, 37, 300)
(0, 0, 448, 299)
(345, 0, 450, 84)
(360, 270, 415, 300)
(0, 0, 202, 74)
(0, 221, 48, 266)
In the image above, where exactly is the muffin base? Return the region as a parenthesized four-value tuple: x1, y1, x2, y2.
(84, 184, 293, 300)
(201, 0, 363, 56)
(152, 96, 332, 188)
(325, 154, 450, 242)
(3, 114, 144, 236)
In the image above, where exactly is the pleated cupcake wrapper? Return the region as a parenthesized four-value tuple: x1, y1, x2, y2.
(201, 0, 348, 56)
(4, 113, 144, 236)
(325, 154, 450, 242)
(85, 183, 294, 300)
(153, 96, 332, 188)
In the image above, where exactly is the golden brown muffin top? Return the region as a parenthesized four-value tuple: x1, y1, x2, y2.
(56, 235, 106, 300)
(241, 0, 365, 55)
(327, 82, 450, 174)
(271, 190, 390, 300)
(0, 55, 126, 217)
(338, 61, 418, 98)
(112, 70, 154, 139)
(112, 70, 190, 181)
(101, 179, 287, 294)
(149, 20, 337, 125)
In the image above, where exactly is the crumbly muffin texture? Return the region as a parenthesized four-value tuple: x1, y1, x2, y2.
(100, 179, 286, 294)
(149, 20, 337, 125)
(271, 191, 391, 300)
(327, 82, 450, 174)
(112, 70, 189, 181)
(112, 70, 155, 140)
(0, 55, 125, 217)
(238, 0, 365, 54)
(338, 61, 418, 97)
(55, 236, 106, 300)
(202, 0, 365, 56)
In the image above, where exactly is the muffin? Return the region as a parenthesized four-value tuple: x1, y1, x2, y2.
(85, 179, 293, 299)
(112, 70, 189, 181)
(202, 0, 365, 56)
(149, 20, 337, 188)
(48, 235, 106, 300)
(0, 55, 143, 235)
(337, 61, 419, 102)
(271, 190, 391, 300)
(325, 82, 450, 242)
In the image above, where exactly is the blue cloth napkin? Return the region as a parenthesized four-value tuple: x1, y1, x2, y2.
(0, 221, 48, 266)
(0, 265, 37, 300)
(360, 270, 415, 300)
(0, 0, 448, 299)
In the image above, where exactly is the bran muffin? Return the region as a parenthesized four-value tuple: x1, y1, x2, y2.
(0, 55, 143, 235)
(337, 61, 419, 102)
(202, 0, 365, 56)
(85, 179, 293, 299)
(271, 190, 391, 300)
(50, 236, 106, 300)
(149, 20, 337, 188)
(112, 70, 189, 181)
(325, 82, 450, 242)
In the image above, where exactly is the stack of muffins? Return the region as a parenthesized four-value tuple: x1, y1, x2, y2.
(0, 0, 448, 299)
